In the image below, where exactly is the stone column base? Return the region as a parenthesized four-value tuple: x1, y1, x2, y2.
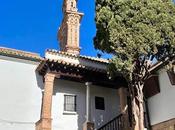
(83, 122, 94, 130)
(35, 118, 52, 130)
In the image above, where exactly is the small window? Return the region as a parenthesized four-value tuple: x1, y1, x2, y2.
(64, 95, 77, 112)
(95, 97, 105, 110)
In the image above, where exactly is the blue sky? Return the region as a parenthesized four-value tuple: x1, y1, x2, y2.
(0, 0, 109, 58)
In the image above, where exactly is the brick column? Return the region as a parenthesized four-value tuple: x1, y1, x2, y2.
(118, 87, 128, 113)
(36, 73, 55, 130)
(83, 122, 94, 130)
(118, 87, 130, 130)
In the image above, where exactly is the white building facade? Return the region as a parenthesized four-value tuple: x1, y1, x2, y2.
(0, 50, 42, 130)
(147, 67, 175, 130)
(0, 0, 132, 130)
(0, 47, 127, 130)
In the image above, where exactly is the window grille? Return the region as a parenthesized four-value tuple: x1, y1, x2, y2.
(64, 95, 77, 112)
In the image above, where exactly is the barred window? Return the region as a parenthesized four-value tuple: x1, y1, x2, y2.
(64, 95, 77, 112)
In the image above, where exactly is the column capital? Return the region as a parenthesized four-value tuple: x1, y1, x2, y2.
(85, 82, 92, 86)
(44, 73, 56, 82)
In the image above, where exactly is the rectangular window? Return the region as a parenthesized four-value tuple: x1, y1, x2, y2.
(95, 97, 105, 110)
(64, 95, 77, 112)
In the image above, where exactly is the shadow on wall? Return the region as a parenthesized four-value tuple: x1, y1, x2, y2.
(35, 71, 44, 119)
(35, 75, 120, 130)
(35, 71, 44, 90)
(77, 92, 86, 130)
(52, 79, 86, 130)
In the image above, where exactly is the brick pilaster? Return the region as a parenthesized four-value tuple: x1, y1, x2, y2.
(83, 122, 94, 130)
(118, 87, 128, 113)
(36, 73, 55, 130)
(118, 87, 130, 130)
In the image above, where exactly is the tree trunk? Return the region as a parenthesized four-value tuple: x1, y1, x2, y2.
(132, 98, 139, 130)
(132, 83, 145, 130)
(139, 101, 144, 130)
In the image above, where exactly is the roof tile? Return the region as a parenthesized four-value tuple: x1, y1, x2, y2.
(0, 47, 43, 61)
(46, 49, 109, 64)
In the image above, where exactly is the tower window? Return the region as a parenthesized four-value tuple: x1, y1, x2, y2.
(71, 2, 74, 7)
(64, 95, 77, 112)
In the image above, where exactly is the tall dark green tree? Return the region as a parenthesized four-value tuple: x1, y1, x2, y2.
(94, 0, 175, 129)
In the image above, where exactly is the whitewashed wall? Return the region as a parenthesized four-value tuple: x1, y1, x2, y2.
(148, 69, 175, 125)
(52, 79, 120, 130)
(0, 55, 43, 130)
(0, 55, 120, 130)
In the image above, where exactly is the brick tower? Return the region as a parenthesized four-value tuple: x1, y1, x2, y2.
(58, 0, 84, 55)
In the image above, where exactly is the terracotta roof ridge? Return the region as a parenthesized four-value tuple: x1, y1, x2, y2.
(44, 58, 106, 73)
(0, 47, 40, 56)
(46, 49, 109, 63)
(0, 46, 43, 61)
(45, 58, 85, 68)
(79, 55, 109, 63)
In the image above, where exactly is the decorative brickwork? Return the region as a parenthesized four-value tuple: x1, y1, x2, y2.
(63, 0, 78, 12)
(58, 0, 83, 55)
(35, 73, 56, 130)
(152, 118, 175, 130)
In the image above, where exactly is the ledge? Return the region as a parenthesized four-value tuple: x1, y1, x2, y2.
(63, 111, 77, 115)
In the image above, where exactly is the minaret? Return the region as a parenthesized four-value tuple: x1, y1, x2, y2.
(58, 0, 84, 55)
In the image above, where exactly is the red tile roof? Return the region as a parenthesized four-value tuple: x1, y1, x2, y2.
(0, 47, 43, 61)
(46, 49, 109, 64)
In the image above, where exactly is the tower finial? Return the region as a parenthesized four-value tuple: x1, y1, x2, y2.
(63, 0, 78, 13)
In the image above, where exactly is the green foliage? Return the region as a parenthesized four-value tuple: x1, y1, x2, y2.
(94, 0, 175, 80)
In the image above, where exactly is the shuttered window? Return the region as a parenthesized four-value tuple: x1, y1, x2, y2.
(64, 95, 77, 112)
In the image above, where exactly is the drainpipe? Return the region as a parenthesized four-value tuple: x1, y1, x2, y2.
(85, 82, 92, 122)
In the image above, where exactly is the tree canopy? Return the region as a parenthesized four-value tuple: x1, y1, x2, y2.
(94, 0, 175, 80)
